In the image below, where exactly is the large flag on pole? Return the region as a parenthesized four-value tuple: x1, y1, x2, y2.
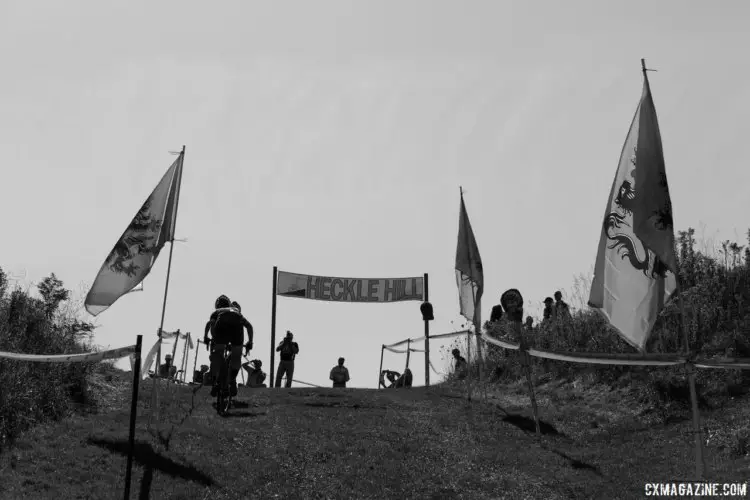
(455, 190, 484, 328)
(588, 64, 677, 351)
(85, 153, 184, 316)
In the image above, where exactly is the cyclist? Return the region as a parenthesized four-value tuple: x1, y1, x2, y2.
(204, 295, 254, 397)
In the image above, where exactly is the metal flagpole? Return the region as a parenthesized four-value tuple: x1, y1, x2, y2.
(153, 146, 185, 418)
(155, 146, 185, 371)
(641, 57, 704, 478)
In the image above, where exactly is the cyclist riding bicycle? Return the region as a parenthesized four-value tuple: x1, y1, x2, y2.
(204, 295, 254, 397)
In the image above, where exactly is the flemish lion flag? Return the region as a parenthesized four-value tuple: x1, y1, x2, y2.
(85, 152, 184, 316)
(588, 65, 677, 351)
(455, 191, 484, 327)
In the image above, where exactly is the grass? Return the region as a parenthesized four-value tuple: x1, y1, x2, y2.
(2, 367, 750, 500)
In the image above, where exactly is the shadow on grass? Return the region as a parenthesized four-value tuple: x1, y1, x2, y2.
(87, 437, 214, 486)
(502, 413, 560, 436)
(548, 448, 602, 476)
(220, 411, 267, 419)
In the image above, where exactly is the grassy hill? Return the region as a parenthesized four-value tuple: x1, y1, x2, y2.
(2, 366, 750, 499)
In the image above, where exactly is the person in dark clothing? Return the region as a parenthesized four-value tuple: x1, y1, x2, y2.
(204, 295, 253, 397)
(489, 304, 504, 323)
(393, 368, 413, 388)
(275, 330, 299, 388)
(554, 291, 572, 320)
(452, 348, 468, 379)
(242, 358, 267, 388)
(380, 369, 401, 388)
(543, 297, 555, 321)
(329, 357, 350, 388)
(159, 353, 176, 379)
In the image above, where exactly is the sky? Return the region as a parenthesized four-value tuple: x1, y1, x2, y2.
(2, 1, 749, 388)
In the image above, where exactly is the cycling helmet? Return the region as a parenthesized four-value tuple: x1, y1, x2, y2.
(231, 301, 241, 312)
(215, 295, 231, 309)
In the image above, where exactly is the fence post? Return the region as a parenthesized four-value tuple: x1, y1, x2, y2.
(123, 335, 143, 500)
(516, 321, 541, 440)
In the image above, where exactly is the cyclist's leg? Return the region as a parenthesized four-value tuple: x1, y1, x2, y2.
(210, 343, 226, 396)
(228, 345, 242, 396)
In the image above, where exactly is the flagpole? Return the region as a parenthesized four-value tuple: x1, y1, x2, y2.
(155, 146, 185, 372)
(641, 58, 704, 478)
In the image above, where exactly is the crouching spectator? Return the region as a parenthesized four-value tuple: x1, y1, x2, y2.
(452, 348, 468, 379)
(242, 359, 267, 388)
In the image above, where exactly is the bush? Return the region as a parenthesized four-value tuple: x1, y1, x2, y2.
(0, 268, 98, 452)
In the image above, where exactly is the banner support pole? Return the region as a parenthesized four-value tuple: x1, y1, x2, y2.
(270, 266, 278, 388)
(378, 345, 385, 389)
(424, 273, 430, 387)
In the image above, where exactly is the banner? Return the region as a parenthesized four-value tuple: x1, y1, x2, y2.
(276, 271, 424, 303)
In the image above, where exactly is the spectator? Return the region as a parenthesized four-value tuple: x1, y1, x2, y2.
(275, 330, 299, 388)
(554, 291, 572, 320)
(393, 368, 413, 388)
(159, 354, 176, 379)
(452, 348, 468, 379)
(525, 316, 534, 331)
(489, 303, 504, 323)
(542, 297, 554, 322)
(243, 359, 267, 388)
(380, 369, 400, 388)
(329, 357, 350, 388)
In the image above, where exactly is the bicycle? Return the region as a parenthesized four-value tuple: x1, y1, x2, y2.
(212, 341, 236, 416)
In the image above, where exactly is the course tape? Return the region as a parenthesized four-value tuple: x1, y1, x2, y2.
(0, 345, 136, 363)
(384, 329, 471, 349)
(383, 346, 426, 354)
(480, 335, 521, 351)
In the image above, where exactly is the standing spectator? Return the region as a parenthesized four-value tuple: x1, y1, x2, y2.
(159, 354, 176, 379)
(275, 330, 299, 388)
(329, 357, 350, 388)
(542, 297, 555, 322)
(554, 291, 572, 320)
(525, 316, 534, 330)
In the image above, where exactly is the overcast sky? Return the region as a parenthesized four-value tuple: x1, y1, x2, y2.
(2, 1, 749, 388)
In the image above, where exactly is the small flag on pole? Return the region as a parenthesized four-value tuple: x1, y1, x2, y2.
(455, 189, 484, 328)
(85, 152, 184, 316)
(588, 64, 677, 351)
